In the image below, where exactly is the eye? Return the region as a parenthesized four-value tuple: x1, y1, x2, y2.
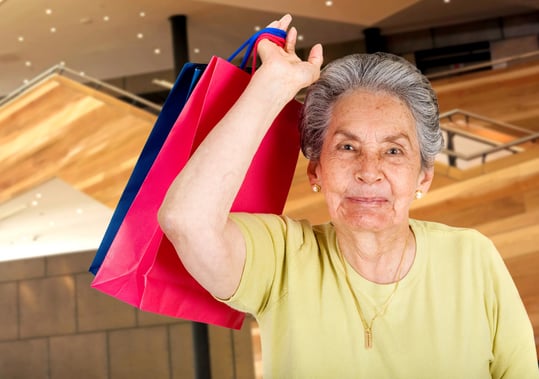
(386, 147, 402, 155)
(340, 143, 355, 151)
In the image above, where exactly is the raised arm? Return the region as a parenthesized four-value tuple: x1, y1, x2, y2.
(158, 15, 323, 299)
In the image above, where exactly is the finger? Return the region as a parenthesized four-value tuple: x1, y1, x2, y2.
(267, 14, 292, 30)
(285, 26, 297, 53)
(256, 38, 278, 62)
(279, 14, 292, 30)
(308, 43, 324, 69)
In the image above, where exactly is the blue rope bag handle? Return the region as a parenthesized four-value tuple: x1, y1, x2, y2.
(227, 27, 287, 71)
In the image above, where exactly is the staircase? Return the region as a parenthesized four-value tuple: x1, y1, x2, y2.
(0, 68, 158, 208)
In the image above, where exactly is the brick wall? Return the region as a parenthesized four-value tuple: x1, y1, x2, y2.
(0, 250, 255, 379)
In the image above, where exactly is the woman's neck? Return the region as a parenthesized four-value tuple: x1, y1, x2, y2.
(336, 224, 415, 284)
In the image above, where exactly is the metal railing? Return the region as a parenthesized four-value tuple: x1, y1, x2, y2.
(0, 64, 162, 114)
(1, 65, 536, 169)
(426, 50, 539, 167)
(426, 50, 539, 80)
(439, 109, 538, 166)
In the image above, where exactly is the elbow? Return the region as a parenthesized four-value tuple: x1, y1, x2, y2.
(158, 193, 225, 245)
(158, 197, 207, 244)
(157, 201, 181, 241)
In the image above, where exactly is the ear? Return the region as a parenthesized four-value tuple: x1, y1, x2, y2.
(417, 166, 434, 194)
(307, 160, 321, 186)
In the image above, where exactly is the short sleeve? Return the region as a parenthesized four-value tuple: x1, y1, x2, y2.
(220, 213, 294, 316)
(485, 238, 539, 378)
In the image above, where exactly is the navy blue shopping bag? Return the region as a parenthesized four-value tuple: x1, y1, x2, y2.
(89, 62, 206, 275)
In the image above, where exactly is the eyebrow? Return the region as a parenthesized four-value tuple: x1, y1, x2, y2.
(334, 130, 412, 144)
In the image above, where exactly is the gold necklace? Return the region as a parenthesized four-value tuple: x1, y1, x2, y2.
(337, 231, 410, 349)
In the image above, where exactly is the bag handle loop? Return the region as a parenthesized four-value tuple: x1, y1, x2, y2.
(227, 27, 286, 73)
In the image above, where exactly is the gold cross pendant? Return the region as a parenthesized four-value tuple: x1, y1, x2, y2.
(364, 328, 373, 349)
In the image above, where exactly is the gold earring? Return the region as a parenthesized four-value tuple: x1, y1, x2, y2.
(415, 190, 423, 200)
(312, 184, 321, 193)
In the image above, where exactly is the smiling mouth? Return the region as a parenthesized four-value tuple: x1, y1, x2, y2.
(347, 197, 388, 206)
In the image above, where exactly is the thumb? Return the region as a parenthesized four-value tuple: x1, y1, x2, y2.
(308, 43, 324, 69)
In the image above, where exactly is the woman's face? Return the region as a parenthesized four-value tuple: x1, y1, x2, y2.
(308, 89, 433, 233)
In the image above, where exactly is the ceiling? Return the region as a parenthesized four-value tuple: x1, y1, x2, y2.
(1, 0, 537, 96)
(0, 178, 112, 262)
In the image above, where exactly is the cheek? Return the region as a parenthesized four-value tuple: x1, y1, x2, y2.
(320, 161, 353, 189)
(386, 169, 421, 197)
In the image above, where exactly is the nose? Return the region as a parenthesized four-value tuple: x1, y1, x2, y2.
(354, 153, 383, 184)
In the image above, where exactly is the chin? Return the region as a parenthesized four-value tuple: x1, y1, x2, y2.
(337, 211, 393, 233)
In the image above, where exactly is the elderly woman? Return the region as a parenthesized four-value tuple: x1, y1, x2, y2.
(159, 15, 538, 378)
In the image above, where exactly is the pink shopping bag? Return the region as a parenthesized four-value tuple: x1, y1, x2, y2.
(91, 29, 301, 329)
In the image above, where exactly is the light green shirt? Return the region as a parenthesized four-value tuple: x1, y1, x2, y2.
(225, 213, 538, 379)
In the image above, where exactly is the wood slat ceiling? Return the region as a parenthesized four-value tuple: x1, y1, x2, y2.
(0, 75, 156, 209)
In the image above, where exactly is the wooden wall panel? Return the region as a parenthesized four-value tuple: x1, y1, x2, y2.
(432, 60, 539, 130)
(410, 157, 539, 242)
(0, 75, 156, 208)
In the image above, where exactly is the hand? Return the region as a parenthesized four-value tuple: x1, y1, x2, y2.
(254, 14, 324, 100)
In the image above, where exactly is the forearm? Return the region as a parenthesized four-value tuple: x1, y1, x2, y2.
(157, 15, 323, 297)
(157, 70, 295, 298)
(159, 69, 294, 225)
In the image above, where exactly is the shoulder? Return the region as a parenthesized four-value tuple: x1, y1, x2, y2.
(229, 212, 318, 250)
(411, 218, 495, 250)
(410, 219, 507, 281)
(411, 218, 502, 268)
(229, 212, 313, 235)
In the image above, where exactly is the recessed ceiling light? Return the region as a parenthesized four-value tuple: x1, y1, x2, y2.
(325, 0, 333, 6)
(45, 8, 52, 15)
(444, 0, 450, 3)
(298, 34, 304, 41)
(50, 27, 57, 33)
(18, 36, 24, 42)
(137, 33, 144, 39)
(154, 48, 161, 55)
(25, 60, 32, 67)
(103, 15, 110, 22)
(193, 48, 200, 54)
(254, 25, 261, 31)
(139, 11, 146, 17)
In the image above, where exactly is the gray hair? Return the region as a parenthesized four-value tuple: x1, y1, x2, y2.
(300, 52, 443, 168)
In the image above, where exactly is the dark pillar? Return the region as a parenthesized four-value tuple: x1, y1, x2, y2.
(169, 15, 189, 77)
(363, 27, 386, 53)
(191, 322, 212, 379)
